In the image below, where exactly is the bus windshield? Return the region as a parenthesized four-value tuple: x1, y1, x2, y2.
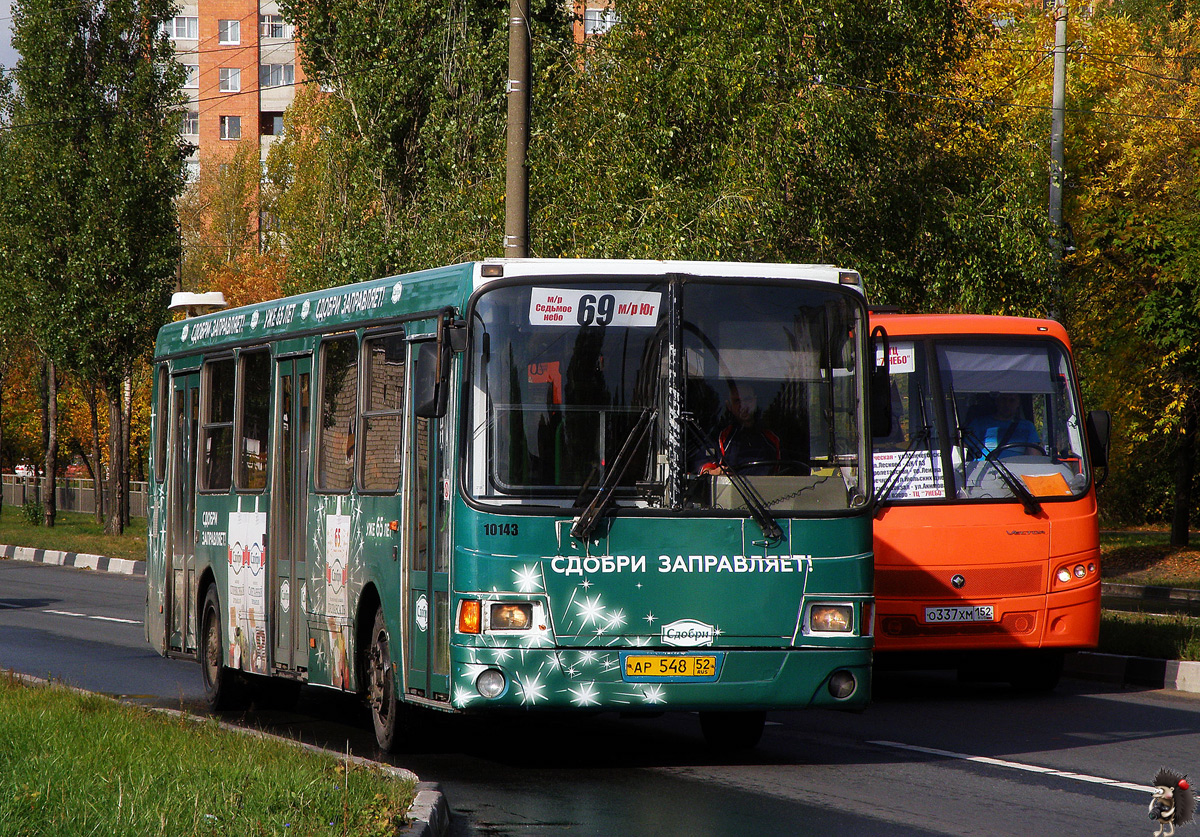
(466, 277, 869, 513)
(876, 337, 1090, 503)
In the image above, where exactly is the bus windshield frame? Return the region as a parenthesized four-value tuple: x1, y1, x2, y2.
(465, 275, 872, 516)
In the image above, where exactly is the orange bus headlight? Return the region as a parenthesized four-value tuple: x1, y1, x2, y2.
(808, 604, 854, 633)
(490, 603, 533, 630)
(457, 599, 482, 634)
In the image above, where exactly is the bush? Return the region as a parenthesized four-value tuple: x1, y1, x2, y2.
(20, 499, 43, 527)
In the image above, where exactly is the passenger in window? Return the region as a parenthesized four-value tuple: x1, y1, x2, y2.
(695, 382, 784, 476)
(965, 392, 1041, 459)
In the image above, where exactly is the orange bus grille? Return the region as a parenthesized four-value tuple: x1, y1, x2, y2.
(879, 611, 1038, 637)
(876, 566, 1045, 598)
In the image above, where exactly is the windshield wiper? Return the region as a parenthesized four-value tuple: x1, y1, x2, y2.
(684, 416, 783, 543)
(959, 427, 1042, 516)
(570, 407, 657, 541)
(873, 427, 931, 515)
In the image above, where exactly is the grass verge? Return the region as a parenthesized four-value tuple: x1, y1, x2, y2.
(1101, 530, 1200, 589)
(0, 676, 415, 837)
(0, 507, 146, 564)
(1099, 610, 1200, 661)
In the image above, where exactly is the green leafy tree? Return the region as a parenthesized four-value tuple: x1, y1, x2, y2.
(531, 0, 1053, 313)
(0, 0, 187, 531)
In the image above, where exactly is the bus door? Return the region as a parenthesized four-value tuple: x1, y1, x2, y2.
(167, 372, 200, 656)
(404, 339, 451, 702)
(272, 355, 312, 673)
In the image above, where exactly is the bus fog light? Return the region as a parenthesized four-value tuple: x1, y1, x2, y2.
(1073, 564, 1086, 578)
(490, 603, 533, 630)
(828, 670, 857, 699)
(476, 669, 506, 699)
(1057, 568, 1071, 583)
(809, 604, 853, 633)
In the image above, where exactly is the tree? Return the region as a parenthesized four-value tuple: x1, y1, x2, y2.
(530, 0, 1053, 313)
(0, 0, 188, 532)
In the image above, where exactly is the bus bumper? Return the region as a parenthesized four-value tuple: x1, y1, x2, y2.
(447, 646, 871, 712)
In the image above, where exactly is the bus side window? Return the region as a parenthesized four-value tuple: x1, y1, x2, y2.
(237, 350, 272, 490)
(361, 334, 405, 492)
(201, 357, 235, 491)
(316, 335, 359, 492)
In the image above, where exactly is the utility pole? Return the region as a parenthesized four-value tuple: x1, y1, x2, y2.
(1048, 0, 1068, 315)
(504, 0, 531, 258)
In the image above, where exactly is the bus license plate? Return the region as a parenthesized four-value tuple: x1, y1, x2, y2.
(924, 605, 994, 623)
(624, 654, 717, 680)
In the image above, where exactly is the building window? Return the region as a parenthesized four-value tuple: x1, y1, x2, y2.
(259, 63, 294, 88)
(584, 7, 618, 35)
(219, 116, 242, 140)
(219, 67, 241, 92)
(181, 110, 199, 135)
(182, 63, 199, 89)
(164, 16, 198, 40)
(218, 19, 240, 45)
(260, 112, 285, 136)
(260, 14, 289, 39)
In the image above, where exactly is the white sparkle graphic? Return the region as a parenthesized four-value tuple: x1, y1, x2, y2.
(581, 578, 594, 590)
(578, 650, 599, 667)
(513, 564, 543, 593)
(642, 685, 666, 704)
(517, 675, 547, 705)
(576, 595, 606, 626)
(643, 611, 657, 624)
(605, 609, 626, 630)
(569, 682, 600, 706)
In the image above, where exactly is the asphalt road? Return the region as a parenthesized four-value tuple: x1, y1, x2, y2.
(3, 559, 1198, 836)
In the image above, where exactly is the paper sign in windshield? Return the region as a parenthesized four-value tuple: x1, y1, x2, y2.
(875, 341, 916, 374)
(529, 288, 661, 327)
(873, 449, 945, 500)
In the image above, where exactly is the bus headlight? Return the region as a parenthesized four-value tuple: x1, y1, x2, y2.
(476, 669, 507, 699)
(808, 604, 854, 633)
(490, 603, 533, 630)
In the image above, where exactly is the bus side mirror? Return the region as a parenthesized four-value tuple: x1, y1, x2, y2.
(1086, 410, 1111, 471)
(870, 325, 892, 438)
(414, 340, 451, 418)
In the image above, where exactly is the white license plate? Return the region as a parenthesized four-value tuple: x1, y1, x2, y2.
(924, 605, 994, 623)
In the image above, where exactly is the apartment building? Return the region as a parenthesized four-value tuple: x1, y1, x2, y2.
(165, 1, 303, 179)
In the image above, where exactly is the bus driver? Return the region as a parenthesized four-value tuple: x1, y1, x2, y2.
(696, 382, 783, 476)
(966, 392, 1041, 459)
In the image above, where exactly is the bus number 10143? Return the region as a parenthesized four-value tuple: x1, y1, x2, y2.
(482, 523, 520, 536)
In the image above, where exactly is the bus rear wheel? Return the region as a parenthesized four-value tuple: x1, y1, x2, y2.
(200, 586, 246, 711)
(699, 710, 766, 752)
(366, 608, 400, 752)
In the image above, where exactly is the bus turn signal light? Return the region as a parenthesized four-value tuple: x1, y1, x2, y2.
(458, 600, 481, 634)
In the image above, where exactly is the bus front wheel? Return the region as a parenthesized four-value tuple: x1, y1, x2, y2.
(366, 608, 400, 752)
(200, 586, 246, 710)
(699, 710, 766, 751)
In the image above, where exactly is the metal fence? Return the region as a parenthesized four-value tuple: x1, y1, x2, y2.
(1, 475, 148, 519)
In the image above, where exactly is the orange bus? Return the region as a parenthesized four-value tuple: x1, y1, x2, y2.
(870, 313, 1110, 690)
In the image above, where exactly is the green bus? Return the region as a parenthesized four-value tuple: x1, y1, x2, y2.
(146, 259, 877, 750)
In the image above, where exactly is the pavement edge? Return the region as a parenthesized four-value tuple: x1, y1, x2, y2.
(0, 543, 144, 576)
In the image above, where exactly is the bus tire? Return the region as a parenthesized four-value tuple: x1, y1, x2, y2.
(200, 586, 247, 711)
(366, 608, 400, 752)
(1009, 650, 1064, 692)
(699, 710, 766, 752)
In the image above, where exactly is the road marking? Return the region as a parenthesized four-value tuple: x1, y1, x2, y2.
(42, 609, 142, 626)
(870, 740, 1154, 793)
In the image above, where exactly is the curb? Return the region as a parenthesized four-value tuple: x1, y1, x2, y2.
(1066, 651, 1200, 693)
(0, 544, 145, 577)
(2, 671, 449, 837)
